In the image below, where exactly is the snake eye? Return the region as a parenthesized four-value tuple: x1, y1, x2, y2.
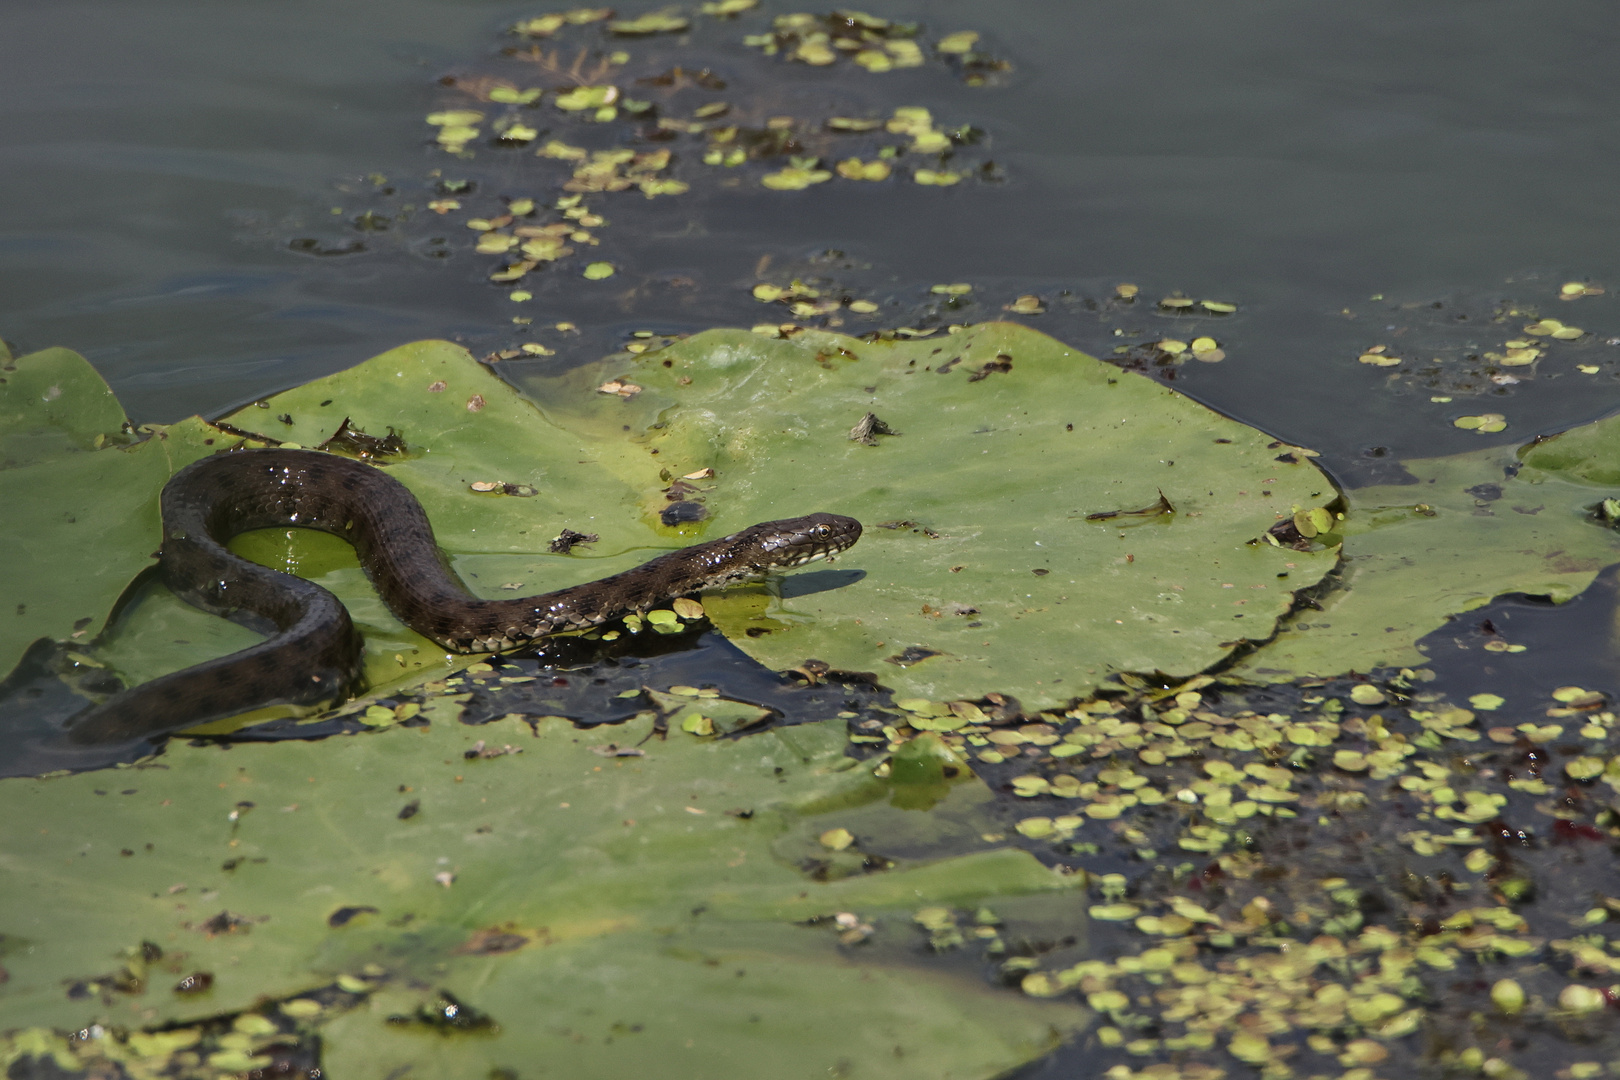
(815, 524, 831, 537)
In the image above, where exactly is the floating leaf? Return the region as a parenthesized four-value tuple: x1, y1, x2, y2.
(1523, 317, 1585, 340)
(435, 125, 480, 150)
(1231, 414, 1620, 680)
(819, 827, 855, 850)
(553, 86, 618, 112)
(679, 712, 715, 735)
(0, 715, 1086, 1076)
(608, 10, 689, 35)
(488, 86, 541, 105)
(1565, 756, 1605, 781)
(1453, 413, 1506, 433)
(834, 158, 890, 181)
(425, 109, 484, 127)
(520, 324, 1336, 708)
(761, 165, 832, 190)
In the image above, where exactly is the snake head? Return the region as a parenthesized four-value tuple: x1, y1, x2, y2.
(755, 512, 862, 569)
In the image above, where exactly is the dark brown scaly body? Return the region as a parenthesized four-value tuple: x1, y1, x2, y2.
(68, 448, 861, 745)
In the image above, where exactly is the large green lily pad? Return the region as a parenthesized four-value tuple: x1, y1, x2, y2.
(4, 326, 1336, 723)
(521, 323, 1339, 708)
(1520, 410, 1620, 484)
(0, 711, 1084, 1079)
(1230, 433, 1620, 680)
(0, 347, 197, 673)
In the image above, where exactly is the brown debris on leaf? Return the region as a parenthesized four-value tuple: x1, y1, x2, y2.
(787, 658, 884, 687)
(549, 528, 599, 554)
(172, 971, 214, 995)
(1085, 490, 1175, 522)
(318, 417, 407, 460)
(207, 419, 279, 445)
(590, 743, 646, 757)
(975, 692, 1024, 724)
(199, 911, 253, 937)
(597, 379, 643, 399)
(884, 645, 942, 667)
(967, 353, 1013, 382)
(658, 475, 710, 526)
(849, 411, 900, 445)
(463, 739, 522, 760)
(469, 480, 539, 497)
(877, 519, 941, 538)
(660, 500, 708, 525)
(1264, 517, 1314, 551)
(1268, 440, 1321, 466)
(454, 925, 533, 955)
(326, 905, 379, 928)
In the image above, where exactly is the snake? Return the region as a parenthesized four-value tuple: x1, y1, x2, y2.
(66, 447, 862, 745)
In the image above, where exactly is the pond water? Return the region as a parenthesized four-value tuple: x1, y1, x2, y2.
(8, 0, 1619, 458)
(5, 2, 1620, 1078)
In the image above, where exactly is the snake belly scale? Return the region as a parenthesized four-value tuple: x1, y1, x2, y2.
(67, 448, 861, 744)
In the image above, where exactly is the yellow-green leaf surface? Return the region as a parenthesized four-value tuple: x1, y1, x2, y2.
(521, 324, 1338, 708)
(0, 713, 1084, 1079)
(0, 346, 126, 467)
(1231, 435, 1620, 680)
(0, 348, 230, 677)
(1519, 410, 1620, 484)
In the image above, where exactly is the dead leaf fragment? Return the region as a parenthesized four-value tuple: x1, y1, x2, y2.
(1086, 491, 1175, 522)
(590, 744, 647, 757)
(597, 379, 643, 399)
(849, 412, 900, 445)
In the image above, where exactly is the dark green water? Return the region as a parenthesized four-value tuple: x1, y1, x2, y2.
(5, 2, 1620, 1077)
(5, 0, 1619, 464)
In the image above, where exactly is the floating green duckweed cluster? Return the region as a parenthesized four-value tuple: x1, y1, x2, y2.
(1102, 294, 1240, 374)
(1453, 413, 1507, 433)
(412, 8, 1004, 292)
(0, 974, 381, 1080)
(1340, 289, 1617, 407)
(741, 11, 1009, 84)
(859, 669, 1620, 1079)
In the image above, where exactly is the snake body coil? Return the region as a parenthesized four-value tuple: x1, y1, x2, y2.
(68, 448, 861, 744)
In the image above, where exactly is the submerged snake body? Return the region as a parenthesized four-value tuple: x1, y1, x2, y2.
(69, 448, 861, 743)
